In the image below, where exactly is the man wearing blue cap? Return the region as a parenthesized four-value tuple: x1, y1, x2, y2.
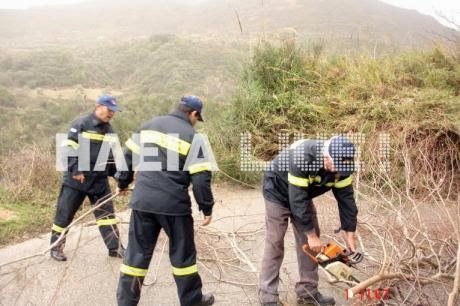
(115, 95, 215, 306)
(50, 95, 125, 261)
(259, 136, 359, 306)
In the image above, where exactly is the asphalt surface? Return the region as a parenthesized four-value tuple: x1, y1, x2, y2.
(0, 185, 348, 306)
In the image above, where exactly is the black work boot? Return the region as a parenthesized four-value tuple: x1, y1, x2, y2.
(108, 244, 125, 258)
(193, 293, 215, 306)
(297, 292, 336, 306)
(50, 247, 67, 261)
(50, 233, 67, 262)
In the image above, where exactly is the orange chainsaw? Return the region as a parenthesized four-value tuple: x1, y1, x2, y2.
(302, 243, 363, 284)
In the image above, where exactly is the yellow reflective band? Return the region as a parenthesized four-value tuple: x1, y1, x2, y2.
(82, 132, 104, 141)
(96, 218, 118, 226)
(172, 264, 198, 276)
(81, 132, 117, 142)
(141, 130, 191, 156)
(189, 162, 212, 174)
(309, 176, 321, 183)
(334, 177, 353, 188)
(325, 182, 335, 187)
(63, 139, 79, 149)
(288, 173, 309, 187)
(120, 264, 148, 277)
(126, 138, 141, 155)
(52, 224, 65, 233)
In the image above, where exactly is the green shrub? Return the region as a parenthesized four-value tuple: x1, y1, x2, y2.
(216, 41, 459, 193)
(0, 87, 15, 107)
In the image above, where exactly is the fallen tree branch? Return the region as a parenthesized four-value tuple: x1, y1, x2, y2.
(448, 243, 460, 306)
(226, 233, 257, 272)
(347, 273, 405, 297)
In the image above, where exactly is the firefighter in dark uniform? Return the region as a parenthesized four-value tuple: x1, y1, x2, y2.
(259, 136, 358, 306)
(116, 96, 215, 306)
(50, 95, 125, 261)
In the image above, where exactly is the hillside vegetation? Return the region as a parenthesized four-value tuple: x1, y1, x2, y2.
(210, 41, 460, 192)
(0, 36, 459, 247)
(0, 35, 245, 151)
(0, 35, 243, 94)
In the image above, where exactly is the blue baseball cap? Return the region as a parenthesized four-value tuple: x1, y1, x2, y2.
(97, 95, 122, 112)
(180, 95, 203, 121)
(328, 135, 356, 176)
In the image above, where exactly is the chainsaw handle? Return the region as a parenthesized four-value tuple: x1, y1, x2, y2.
(302, 244, 318, 264)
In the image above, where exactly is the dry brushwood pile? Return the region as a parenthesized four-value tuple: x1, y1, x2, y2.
(0, 139, 458, 306)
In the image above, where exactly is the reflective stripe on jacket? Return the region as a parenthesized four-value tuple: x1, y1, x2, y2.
(61, 113, 116, 192)
(263, 139, 358, 232)
(116, 110, 214, 216)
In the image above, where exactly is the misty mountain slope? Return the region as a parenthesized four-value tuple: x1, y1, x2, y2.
(195, 0, 452, 45)
(0, 0, 455, 48)
(0, 35, 245, 99)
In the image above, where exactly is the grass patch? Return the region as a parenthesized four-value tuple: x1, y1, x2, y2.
(0, 188, 54, 246)
(0, 148, 129, 247)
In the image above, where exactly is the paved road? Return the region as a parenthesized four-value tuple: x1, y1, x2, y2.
(0, 185, 348, 306)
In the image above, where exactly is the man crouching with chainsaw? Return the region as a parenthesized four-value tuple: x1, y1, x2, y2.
(259, 135, 360, 306)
